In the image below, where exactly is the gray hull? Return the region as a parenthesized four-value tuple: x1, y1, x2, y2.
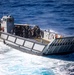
(0, 32, 74, 55)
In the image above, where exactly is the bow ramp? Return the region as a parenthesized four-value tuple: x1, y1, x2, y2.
(43, 37, 74, 55)
(0, 32, 74, 55)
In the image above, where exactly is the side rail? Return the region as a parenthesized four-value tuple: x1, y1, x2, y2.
(0, 32, 47, 55)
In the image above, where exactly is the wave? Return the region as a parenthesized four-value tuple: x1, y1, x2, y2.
(0, 42, 74, 75)
(66, 27, 74, 30)
(10, 3, 55, 8)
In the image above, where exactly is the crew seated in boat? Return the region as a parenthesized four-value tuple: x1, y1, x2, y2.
(11, 25, 41, 38)
(11, 26, 22, 36)
(33, 25, 40, 38)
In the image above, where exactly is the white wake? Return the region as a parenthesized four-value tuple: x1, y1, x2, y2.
(0, 42, 74, 75)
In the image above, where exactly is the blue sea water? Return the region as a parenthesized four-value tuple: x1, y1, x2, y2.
(0, 0, 74, 35)
(0, 0, 74, 75)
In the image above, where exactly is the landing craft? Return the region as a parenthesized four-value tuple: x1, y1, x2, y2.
(0, 15, 74, 55)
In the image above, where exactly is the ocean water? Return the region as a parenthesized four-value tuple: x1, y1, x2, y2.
(0, 42, 74, 75)
(0, 0, 74, 36)
(0, 0, 74, 75)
